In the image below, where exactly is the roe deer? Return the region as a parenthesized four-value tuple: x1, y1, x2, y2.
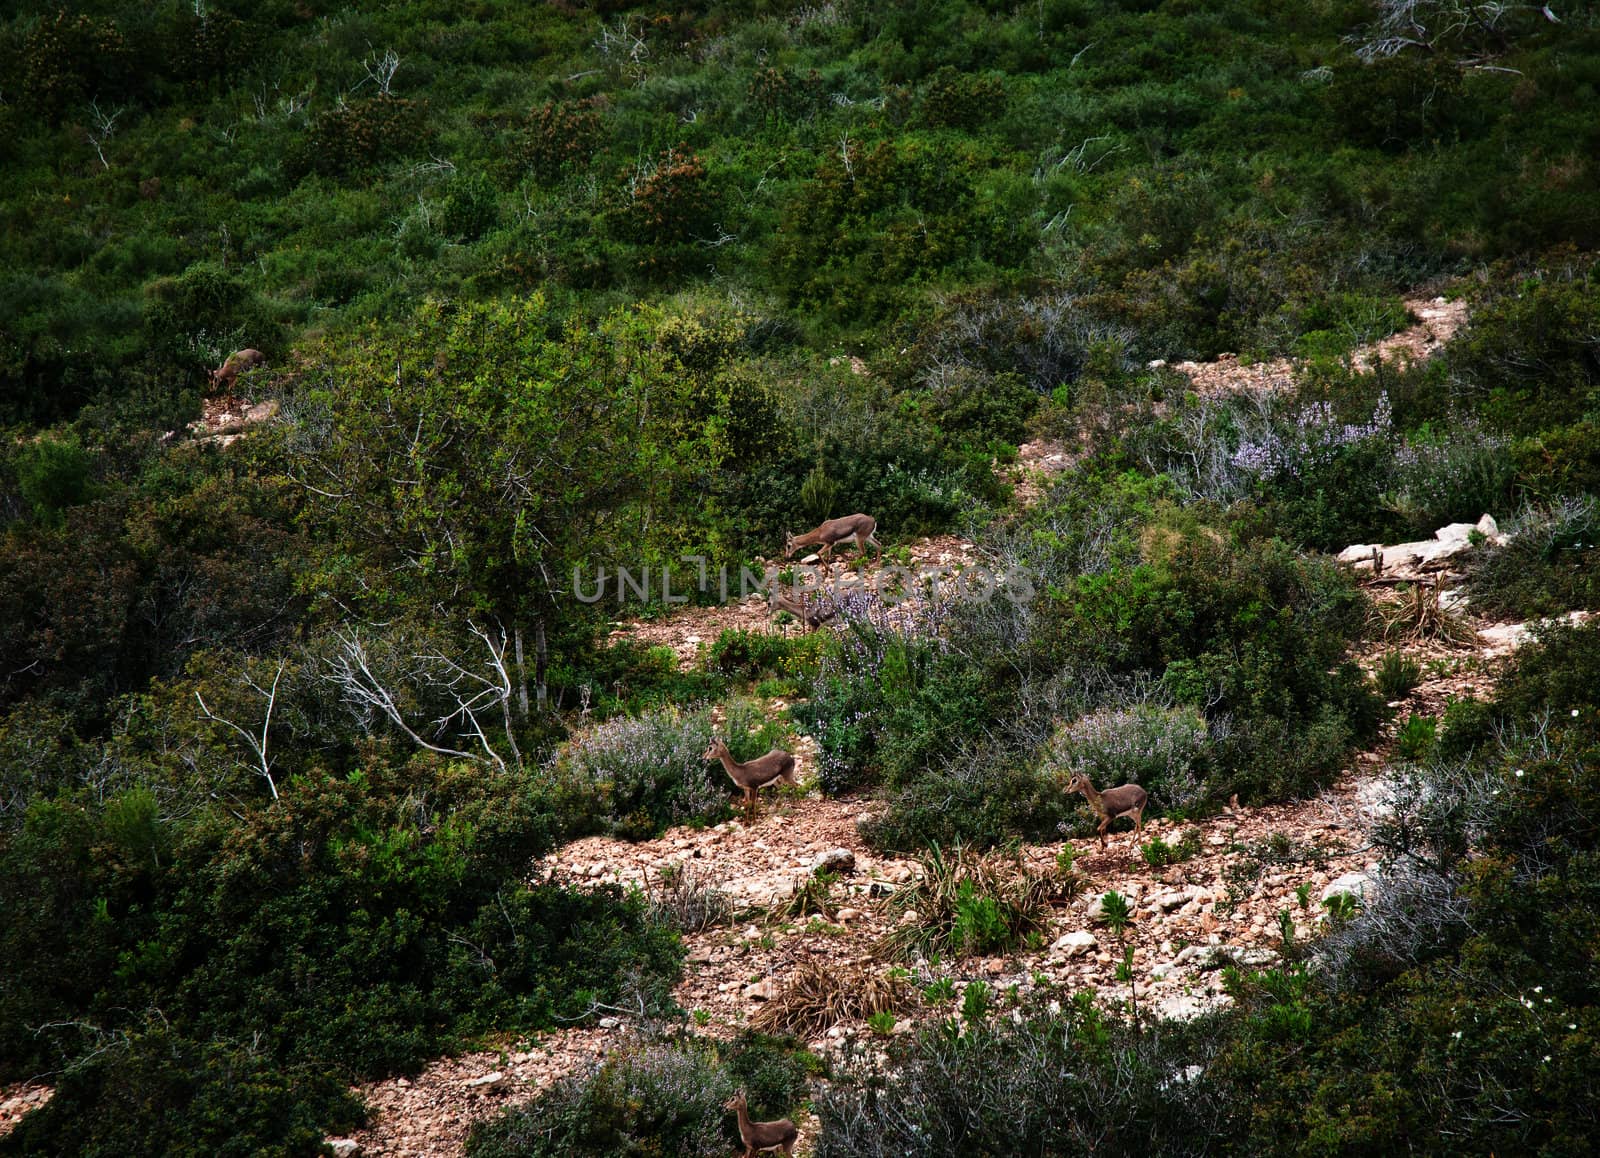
(1066, 771, 1148, 849)
(784, 513, 879, 564)
(703, 737, 797, 818)
(770, 588, 840, 632)
(209, 348, 266, 393)
(724, 1089, 798, 1157)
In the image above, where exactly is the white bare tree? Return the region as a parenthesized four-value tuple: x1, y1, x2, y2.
(325, 625, 523, 771)
(1351, 1, 1563, 63)
(87, 100, 125, 170)
(195, 658, 288, 801)
(360, 47, 403, 96)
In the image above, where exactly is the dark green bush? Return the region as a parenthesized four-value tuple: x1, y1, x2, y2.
(1465, 499, 1600, 618)
(467, 1033, 812, 1158)
(0, 1025, 362, 1158)
(0, 756, 681, 1083)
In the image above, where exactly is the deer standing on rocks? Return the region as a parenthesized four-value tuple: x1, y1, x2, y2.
(209, 348, 266, 393)
(770, 588, 840, 632)
(784, 513, 879, 565)
(1066, 771, 1148, 849)
(724, 1089, 798, 1157)
(703, 737, 797, 819)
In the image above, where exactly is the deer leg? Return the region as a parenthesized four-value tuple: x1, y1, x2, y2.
(1098, 817, 1110, 849)
(1131, 805, 1145, 838)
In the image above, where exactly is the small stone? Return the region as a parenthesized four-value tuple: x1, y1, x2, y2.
(1321, 872, 1377, 904)
(744, 979, 778, 1001)
(835, 907, 864, 923)
(1231, 947, 1279, 969)
(598, 1016, 621, 1029)
(464, 1072, 504, 1090)
(326, 1141, 363, 1158)
(813, 848, 856, 875)
(1052, 931, 1097, 958)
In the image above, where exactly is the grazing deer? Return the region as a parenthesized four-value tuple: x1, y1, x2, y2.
(770, 588, 840, 632)
(1066, 771, 1149, 849)
(703, 737, 797, 818)
(784, 513, 879, 564)
(209, 348, 266, 393)
(724, 1089, 798, 1158)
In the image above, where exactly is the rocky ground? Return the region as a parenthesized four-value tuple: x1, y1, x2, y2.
(1172, 294, 1469, 395)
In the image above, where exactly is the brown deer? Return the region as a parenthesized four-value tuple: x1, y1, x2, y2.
(209, 348, 266, 393)
(724, 1089, 798, 1157)
(784, 513, 879, 564)
(770, 588, 840, 632)
(1066, 771, 1149, 849)
(703, 737, 797, 819)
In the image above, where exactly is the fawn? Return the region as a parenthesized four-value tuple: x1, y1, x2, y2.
(1066, 771, 1149, 848)
(724, 1089, 798, 1157)
(703, 738, 797, 818)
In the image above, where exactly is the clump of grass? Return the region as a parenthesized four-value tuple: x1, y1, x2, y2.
(769, 870, 839, 923)
(1394, 713, 1438, 761)
(1139, 828, 1202, 868)
(874, 843, 1078, 962)
(1375, 649, 1423, 701)
(749, 960, 916, 1038)
(648, 862, 732, 933)
(1372, 583, 1478, 648)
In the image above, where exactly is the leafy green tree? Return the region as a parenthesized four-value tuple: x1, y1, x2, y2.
(284, 295, 702, 713)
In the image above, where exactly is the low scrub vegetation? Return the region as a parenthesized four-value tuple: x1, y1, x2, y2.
(2, 0, 1598, 1149)
(466, 1033, 813, 1158)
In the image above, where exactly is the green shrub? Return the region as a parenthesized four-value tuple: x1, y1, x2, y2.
(1375, 650, 1423, 701)
(13, 434, 95, 524)
(1465, 498, 1600, 619)
(520, 100, 603, 185)
(290, 95, 431, 179)
(551, 704, 725, 839)
(1140, 828, 1202, 868)
(814, 1001, 1218, 1156)
(875, 843, 1071, 961)
(467, 1033, 811, 1158)
(1383, 422, 1515, 532)
(1393, 713, 1438, 760)
(708, 630, 819, 682)
(0, 1024, 362, 1158)
(1048, 703, 1208, 815)
(467, 1039, 734, 1158)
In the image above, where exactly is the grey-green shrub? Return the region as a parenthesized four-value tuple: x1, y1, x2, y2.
(1049, 703, 1208, 814)
(551, 705, 722, 839)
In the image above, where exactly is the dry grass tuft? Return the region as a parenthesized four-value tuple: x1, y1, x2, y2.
(647, 862, 733, 932)
(749, 959, 917, 1038)
(874, 842, 1080, 962)
(1371, 582, 1478, 648)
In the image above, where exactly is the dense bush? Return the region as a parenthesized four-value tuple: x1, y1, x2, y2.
(815, 1003, 1223, 1158)
(1465, 497, 1600, 618)
(467, 1033, 812, 1158)
(550, 705, 723, 840)
(0, 756, 682, 1150)
(0, 1025, 363, 1158)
